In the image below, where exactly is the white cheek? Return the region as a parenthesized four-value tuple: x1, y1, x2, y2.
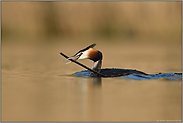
(78, 51, 88, 60)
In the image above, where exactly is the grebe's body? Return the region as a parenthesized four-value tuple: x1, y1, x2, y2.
(65, 43, 148, 77)
(75, 68, 148, 77)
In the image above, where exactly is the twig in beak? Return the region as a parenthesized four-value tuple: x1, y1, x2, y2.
(60, 52, 107, 77)
(65, 56, 80, 64)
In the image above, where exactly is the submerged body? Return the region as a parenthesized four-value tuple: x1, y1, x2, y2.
(75, 68, 148, 77)
(99, 68, 148, 77)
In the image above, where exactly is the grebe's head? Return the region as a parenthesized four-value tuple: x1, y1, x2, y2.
(66, 43, 102, 64)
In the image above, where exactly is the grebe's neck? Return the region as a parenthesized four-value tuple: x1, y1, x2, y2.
(91, 59, 102, 71)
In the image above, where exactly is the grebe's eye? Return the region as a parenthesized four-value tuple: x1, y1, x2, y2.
(77, 53, 82, 57)
(76, 52, 83, 57)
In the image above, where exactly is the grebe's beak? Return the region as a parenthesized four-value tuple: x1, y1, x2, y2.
(65, 43, 96, 64)
(65, 52, 83, 64)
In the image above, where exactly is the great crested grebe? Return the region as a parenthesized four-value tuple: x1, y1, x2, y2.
(65, 43, 148, 77)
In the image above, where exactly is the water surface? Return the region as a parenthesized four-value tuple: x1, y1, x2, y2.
(2, 41, 182, 122)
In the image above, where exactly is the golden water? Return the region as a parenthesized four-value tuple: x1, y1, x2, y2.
(2, 41, 182, 121)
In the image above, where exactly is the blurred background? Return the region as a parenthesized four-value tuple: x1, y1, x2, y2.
(2, 1, 181, 43)
(2, 1, 182, 122)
